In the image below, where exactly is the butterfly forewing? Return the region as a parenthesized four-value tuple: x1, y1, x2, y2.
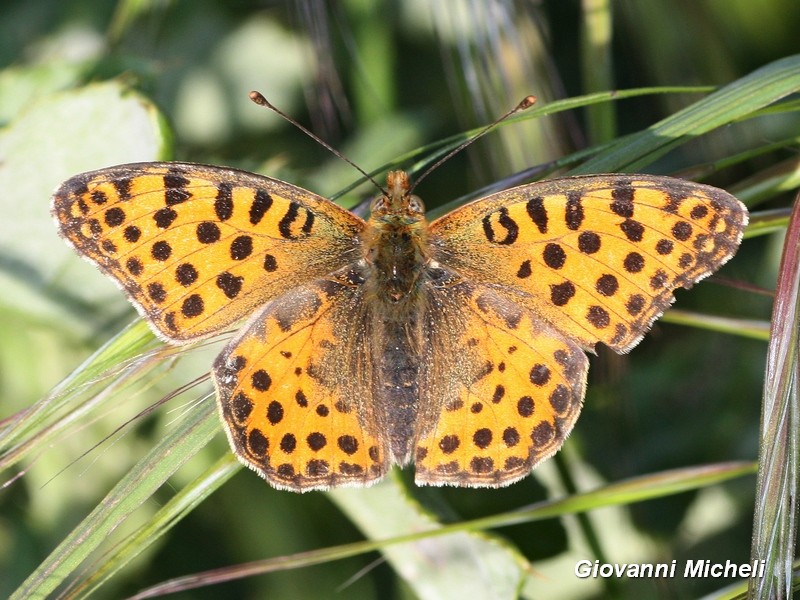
(430, 174, 748, 353)
(51, 162, 366, 342)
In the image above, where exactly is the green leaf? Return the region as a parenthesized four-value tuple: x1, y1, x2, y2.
(572, 55, 800, 174)
(10, 398, 219, 600)
(0, 81, 171, 337)
(329, 480, 527, 599)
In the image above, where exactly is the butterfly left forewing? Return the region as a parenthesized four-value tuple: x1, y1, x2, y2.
(430, 175, 747, 353)
(52, 162, 366, 342)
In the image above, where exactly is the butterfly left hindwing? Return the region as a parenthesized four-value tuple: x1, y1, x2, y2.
(213, 267, 390, 491)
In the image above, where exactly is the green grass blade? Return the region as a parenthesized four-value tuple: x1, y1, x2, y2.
(731, 156, 800, 207)
(745, 208, 792, 238)
(0, 321, 160, 467)
(333, 85, 716, 202)
(10, 399, 219, 600)
(128, 461, 754, 598)
(63, 454, 240, 599)
(573, 54, 800, 173)
(747, 191, 800, 600)
(662, 309, 770, 341)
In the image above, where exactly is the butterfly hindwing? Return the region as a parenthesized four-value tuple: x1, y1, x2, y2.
(213, 268, 390, 491)
(414, 273, 588, 487)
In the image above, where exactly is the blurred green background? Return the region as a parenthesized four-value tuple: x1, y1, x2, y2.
(0, 1, 798, 598)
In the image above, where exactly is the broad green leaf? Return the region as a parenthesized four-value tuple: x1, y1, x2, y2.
(0, 82, 170, 336)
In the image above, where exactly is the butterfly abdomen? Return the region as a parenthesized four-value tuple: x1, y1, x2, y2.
(377, 315, 421, 463)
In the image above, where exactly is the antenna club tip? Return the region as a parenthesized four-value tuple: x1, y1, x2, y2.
(249, 91, 268, 106)
(517, 95, 537, 110)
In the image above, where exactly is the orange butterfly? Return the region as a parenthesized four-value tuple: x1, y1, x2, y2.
(53, 163, 747, 491)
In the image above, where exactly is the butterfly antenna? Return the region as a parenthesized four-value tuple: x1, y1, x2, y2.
(408, 95, 537, 195)
(249, 91, 388, 195)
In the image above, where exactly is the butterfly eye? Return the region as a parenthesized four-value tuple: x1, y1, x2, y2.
(408, 195, 425, 214)
(370, 196, 387, 213)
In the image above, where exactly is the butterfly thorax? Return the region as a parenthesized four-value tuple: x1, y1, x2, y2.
(363, 171, 430, 311)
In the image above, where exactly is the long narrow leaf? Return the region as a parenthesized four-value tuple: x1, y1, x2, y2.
(128, 461, 755, 599)
(748, 191, 800, 599)
(573, 54, 800, 174)
(11, 400, 219, 600)
(63, 454, 240, 600)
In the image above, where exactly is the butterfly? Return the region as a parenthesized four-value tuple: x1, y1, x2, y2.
(52, 162, 747, 491)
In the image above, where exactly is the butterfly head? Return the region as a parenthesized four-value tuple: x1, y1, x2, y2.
(369, 170, 426, 227)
